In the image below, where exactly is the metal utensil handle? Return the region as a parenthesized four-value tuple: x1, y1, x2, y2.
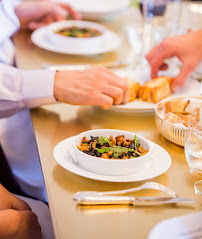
(99, 182, 178, 198)
(74, 194, 133, 205)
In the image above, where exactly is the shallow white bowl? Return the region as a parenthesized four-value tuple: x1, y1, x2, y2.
(72, 129, 152, 176)
(47, 20, 107, 51)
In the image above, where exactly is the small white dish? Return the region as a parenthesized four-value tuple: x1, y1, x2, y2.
(31, 25, 121, 55)
(53, 136, 171, 182)
(72, 129, 151, 176)
(47, 20, 107, 51)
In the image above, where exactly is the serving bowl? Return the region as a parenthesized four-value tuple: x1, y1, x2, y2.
(47, 20, 107, 51)
(155, 96, 201, 147)
(72, 129, 152, 176)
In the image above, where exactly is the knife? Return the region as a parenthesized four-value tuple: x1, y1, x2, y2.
(73, 192, 195, 206)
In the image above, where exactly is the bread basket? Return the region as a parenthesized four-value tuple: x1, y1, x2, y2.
(155, 96, 202, 147)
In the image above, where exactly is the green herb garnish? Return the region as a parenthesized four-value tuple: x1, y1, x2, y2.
(96, 148, 110, 154)
(98, 137, 111, 144)
(95, 145, 142, 157)
(134, 150, 142, 156)
(133, 135, 140, 149)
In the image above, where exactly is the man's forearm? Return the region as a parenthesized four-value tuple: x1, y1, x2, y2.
(0, 63, 57, 119)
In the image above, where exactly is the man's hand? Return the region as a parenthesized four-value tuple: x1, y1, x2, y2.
(54, 66, 130, 110)
(15, 1, 81, 30)
(0, 185, 42, 238)
(0, 209, 42, 239)
(146, 30, 202, 90)
(0, 184, 31, 211)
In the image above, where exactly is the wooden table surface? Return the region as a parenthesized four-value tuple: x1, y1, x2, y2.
(14, 6, 202, 239)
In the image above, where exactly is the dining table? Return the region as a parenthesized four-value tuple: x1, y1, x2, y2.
(13, 2, 202, 239)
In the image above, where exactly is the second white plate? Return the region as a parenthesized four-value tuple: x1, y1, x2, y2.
(31, 25, 121, 55)
(53, 136, 171, 182)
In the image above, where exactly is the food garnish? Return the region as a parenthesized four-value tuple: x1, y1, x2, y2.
(56, 26, 102, 38)
(77, 135, 148, 159)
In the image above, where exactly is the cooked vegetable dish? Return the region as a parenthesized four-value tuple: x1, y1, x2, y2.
(77, 135, 148, 159)
(56, 26, 102, 38)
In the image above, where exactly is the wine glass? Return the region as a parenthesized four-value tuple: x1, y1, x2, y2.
(185, 106, 202, 194)
(127, 0, 182, 70)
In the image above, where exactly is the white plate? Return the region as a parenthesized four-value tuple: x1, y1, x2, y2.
(110, 69, 201, 113)
(52, 0, 129, 16)
(31, 26, 121, 55)
(53, 136, 171, 182)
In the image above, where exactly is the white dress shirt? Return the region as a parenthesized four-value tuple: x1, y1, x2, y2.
(0, 0, 57, 202)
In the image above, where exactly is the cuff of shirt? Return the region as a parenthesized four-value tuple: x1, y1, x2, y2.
(21, 69, 57, 109)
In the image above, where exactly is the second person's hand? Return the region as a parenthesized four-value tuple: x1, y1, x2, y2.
(146, 30, 202, 90)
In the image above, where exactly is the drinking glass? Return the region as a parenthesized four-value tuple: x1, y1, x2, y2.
(142, 0, 182, 52)
(127, 0, 182, 70)
(185, 106, 202, 194)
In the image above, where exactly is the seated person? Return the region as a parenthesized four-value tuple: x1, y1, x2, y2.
(0, 0, 129, 203)
(0, 0, 129, 238)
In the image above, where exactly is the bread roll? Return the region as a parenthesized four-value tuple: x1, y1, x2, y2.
(176, 113, 191, 127)
(165, 99, 190, 114)
(139, 76, 174, 103)
(164, 112, 185, 125)
(124, 78, 140, 102)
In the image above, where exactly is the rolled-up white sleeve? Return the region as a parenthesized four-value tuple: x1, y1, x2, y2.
(0, 64, 57, 118)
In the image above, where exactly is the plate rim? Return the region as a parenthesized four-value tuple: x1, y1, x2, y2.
(31, 25, 121, 55)
(52, 0, 129, 15)
(53, 136, 171, 182)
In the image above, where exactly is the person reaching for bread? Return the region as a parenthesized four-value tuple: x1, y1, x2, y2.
(146, 30, 202, 90)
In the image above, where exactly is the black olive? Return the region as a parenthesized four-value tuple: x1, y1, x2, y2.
(129, 142, 135, 149)
(88, 151, 96, 156)
(96, 142, 101, 148)
(118, 153, 125, 159)
(95, 152, 101, 157)
(103, 142, 109, 147)
(120, 142, 124, 147)
(83, 150, 92, 155)
(90, 136, 99, 141)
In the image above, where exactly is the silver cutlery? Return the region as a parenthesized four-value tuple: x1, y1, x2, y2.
(73, 182, 178, 200)
(98, 182, 178, 198)
(72, 182, 187, 206)
(73, 193, 194, 206)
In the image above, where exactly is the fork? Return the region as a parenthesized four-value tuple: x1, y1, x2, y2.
(95, 182, 178, 198)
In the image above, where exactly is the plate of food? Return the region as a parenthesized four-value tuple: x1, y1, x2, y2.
(31, 20, 121, 55)
(52, 0, 129, 20)
(155, 96, 202, 147)
(109, 69, 201, 113)
(53, 129, 171, 182)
